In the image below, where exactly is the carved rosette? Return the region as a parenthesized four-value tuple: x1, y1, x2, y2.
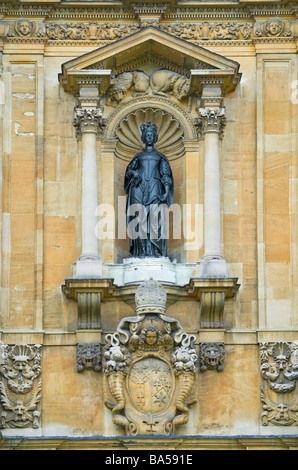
(197, 108, 226, 139)
(73, 107, 104, 140)
(260, 342, 298, 426)
(103, 280, 198, 436)
(0, 344, 42, 429)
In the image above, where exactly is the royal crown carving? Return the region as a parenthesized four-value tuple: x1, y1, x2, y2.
(103, 280, 198, 436)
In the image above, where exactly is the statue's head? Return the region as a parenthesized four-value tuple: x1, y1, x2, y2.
(140, 121, 158, 146)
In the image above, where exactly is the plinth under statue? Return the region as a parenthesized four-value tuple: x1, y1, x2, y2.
(124, 121, 174, 258)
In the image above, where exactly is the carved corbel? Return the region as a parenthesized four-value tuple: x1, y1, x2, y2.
(200, 291, 225, 329)
(199, 342, 225, 372)
(77, 292, 101, 330)
(76, 342, 101, 372)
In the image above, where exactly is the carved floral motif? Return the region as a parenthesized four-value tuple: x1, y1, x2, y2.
(73, 107, 105, 139)
(260, 342, 298, 426)
(0, 344, 42, 429)
(103, 280, 198, 436)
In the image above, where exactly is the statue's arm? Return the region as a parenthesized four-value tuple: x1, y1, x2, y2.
(159, 158, 172, 202)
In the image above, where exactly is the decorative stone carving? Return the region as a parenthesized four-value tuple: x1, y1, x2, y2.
(160, 22, 253, 41)
(197, 108, 226, 139)
(0, 344, 42, 429)
(199, 343, 225, 372)
(73, 107, 104, 139)
(103, 280, 198, 436)
(149, 70, 191, 101)
(76, 343, 101, 372)
(254, 19, 292, 38)
(106, 71, 150, 106)
(106, 69, 191, 107)
(260, 342, 298, 426)
(114, 107, 185, 161)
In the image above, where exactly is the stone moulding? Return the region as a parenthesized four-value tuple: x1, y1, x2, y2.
(62, 276, 240, 331)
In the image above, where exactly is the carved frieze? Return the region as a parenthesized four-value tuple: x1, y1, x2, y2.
(76, 343, 101, 373)
(254, 19, 292, 38)
(103, 280, 198, 436)
(2, 18, 295, 45)
(260, 342, 298, 426)
(199, 343, 225, 372)
(0, 344, 42, 429)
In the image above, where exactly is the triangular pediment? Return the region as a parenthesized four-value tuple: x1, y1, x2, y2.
(59, 26, 241, 95)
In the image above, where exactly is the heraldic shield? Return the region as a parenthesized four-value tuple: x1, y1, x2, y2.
(103, 280, 198, 436)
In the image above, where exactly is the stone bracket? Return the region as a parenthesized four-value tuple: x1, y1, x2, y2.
(77, 292, 101, 330)
(200, 292, 225, 329)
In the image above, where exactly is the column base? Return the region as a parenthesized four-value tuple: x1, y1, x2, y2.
(199, 256, 227, 278)
(75, 254, 102, 278)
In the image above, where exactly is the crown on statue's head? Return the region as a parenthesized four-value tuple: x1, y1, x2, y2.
(135, 279, 167, 315)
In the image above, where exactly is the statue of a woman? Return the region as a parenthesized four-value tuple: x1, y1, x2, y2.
(124, 121, 174, 258)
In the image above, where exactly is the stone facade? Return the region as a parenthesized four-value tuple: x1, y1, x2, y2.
(0, 0, 298, 450)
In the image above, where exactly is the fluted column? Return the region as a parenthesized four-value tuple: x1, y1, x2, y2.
(198, 105, 227, 278)
(73, 107, 103, 278)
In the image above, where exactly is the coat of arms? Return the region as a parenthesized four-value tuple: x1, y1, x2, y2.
(103, 280, 198, 436)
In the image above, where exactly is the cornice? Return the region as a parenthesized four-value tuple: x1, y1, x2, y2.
(0, 2, 297, 22)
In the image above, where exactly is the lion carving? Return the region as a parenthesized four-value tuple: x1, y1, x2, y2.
(106, 69, 191, 105)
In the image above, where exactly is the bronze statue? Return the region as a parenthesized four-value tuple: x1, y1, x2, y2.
(124, 121, 174, 258)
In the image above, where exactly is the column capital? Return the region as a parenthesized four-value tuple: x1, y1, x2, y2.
(73, 107, 106, 140)
(196, 107, 226, 140)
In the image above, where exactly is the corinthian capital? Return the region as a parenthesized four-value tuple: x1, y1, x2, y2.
(73, 107, 104, 139)
(197, 107, 226, 139)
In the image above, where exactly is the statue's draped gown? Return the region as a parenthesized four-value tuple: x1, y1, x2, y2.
(124, 149, 174, 257)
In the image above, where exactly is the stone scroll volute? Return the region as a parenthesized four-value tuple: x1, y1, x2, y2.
(103, 280, 198, 436)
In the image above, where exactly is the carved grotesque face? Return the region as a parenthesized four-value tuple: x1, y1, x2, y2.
(203, 345, 222, 370)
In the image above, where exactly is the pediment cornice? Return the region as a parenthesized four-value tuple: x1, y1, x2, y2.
(59, 26, 241, 96)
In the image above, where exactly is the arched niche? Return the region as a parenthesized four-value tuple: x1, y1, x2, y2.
(102, 96, 199, 263)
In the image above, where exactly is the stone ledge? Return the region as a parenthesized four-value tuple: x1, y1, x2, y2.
(0, 435, 297, 450)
